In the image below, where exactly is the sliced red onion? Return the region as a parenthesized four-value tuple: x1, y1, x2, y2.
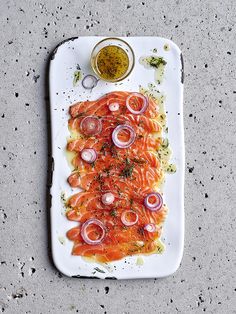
(81, 148, 97, 163)
(121, 210, 138, 226)
(109, 102, 120, 112)
(102, 192, 115, 205)
(126, 93, 148, 115)
(112, 124, 135, 148)
(81, 218, 106, 245)
(82, 74, 98, 90)
(80, 116, 102, 136)
(144, 192, 163, 211)
(144, 223, 157, 233)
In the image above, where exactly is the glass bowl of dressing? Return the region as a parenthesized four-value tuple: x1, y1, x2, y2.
(91, 38, 135, 82)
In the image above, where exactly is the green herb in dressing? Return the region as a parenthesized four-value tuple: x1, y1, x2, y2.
(139, 55, 167, 84)
(73, 70, 82, 86)
(161, 138, 169, 148)
(154, 239, 165, 254)
(139, 86, 174, 175)
(158, 145, 171, 161)
(163, 44, 170, 51)
(166, 163, 177, 173)
(60, 191, 66, 204)
(155, 63, 165, 84)
(60, 191, 68, 215)
(140, 85, 165, 113)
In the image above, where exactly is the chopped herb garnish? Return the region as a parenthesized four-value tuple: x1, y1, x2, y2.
(113, 185, 122, 196)
(126, 157, 130, 164)
(76, 170, 80, 177)
(128, 248, 140, 253)
(137, 227, 145, 236)
(96, 173, 103, 183)
(110, 209, 117, 217)
(120, 158, 134, 178)
(110, 144, 118, 157)
(100, 142, 109, 154)
(104, 167, 112, 177)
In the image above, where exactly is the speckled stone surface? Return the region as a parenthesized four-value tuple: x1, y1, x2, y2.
(0, 0, 236, 313)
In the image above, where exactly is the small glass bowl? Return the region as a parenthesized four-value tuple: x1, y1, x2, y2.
(91, 37, 135, 83)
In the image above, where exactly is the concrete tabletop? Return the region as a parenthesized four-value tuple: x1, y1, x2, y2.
(0, 0, 235, 313)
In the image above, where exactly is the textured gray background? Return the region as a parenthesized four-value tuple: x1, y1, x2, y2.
(0, 0, 236, 313)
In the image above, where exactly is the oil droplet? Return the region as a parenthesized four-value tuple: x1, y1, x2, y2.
(164, 44, 170, 51)
(58, 236, 66, 245)
(136, 256, 144, 266)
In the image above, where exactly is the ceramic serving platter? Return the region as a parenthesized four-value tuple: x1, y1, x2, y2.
(49, 36, 184, 279)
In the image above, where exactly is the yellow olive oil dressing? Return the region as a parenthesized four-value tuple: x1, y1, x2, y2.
(95, 45, 129, 81)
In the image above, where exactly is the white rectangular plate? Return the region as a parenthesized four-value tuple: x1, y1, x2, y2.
(49, 36, 184, 279)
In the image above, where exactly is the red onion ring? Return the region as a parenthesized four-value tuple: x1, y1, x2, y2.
(81, 218, 106, 245)
(121, 210, 138, 226)
(109, 102, 120, 112)
(81, 148, 97, 163)
(112, 124, 135, 148)
(144, 192, 163, 211)
(80, 116, 102, 136)
(102, 192, 115, 205)
(126, 93, 148, 115)
(144, 223, 157, 233)
(82, 74, 98, 90)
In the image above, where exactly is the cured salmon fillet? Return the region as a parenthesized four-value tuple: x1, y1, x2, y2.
(69, 114, 161, 135)
(67, 165, 163, 191)
(67, 134, 162, 154)
(67, 203, 167, 262)
(66, 191, 167, 225)
(71, 150, 161, 172)
(65, 91, 169, 262)
(69, 91, 160, 119)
